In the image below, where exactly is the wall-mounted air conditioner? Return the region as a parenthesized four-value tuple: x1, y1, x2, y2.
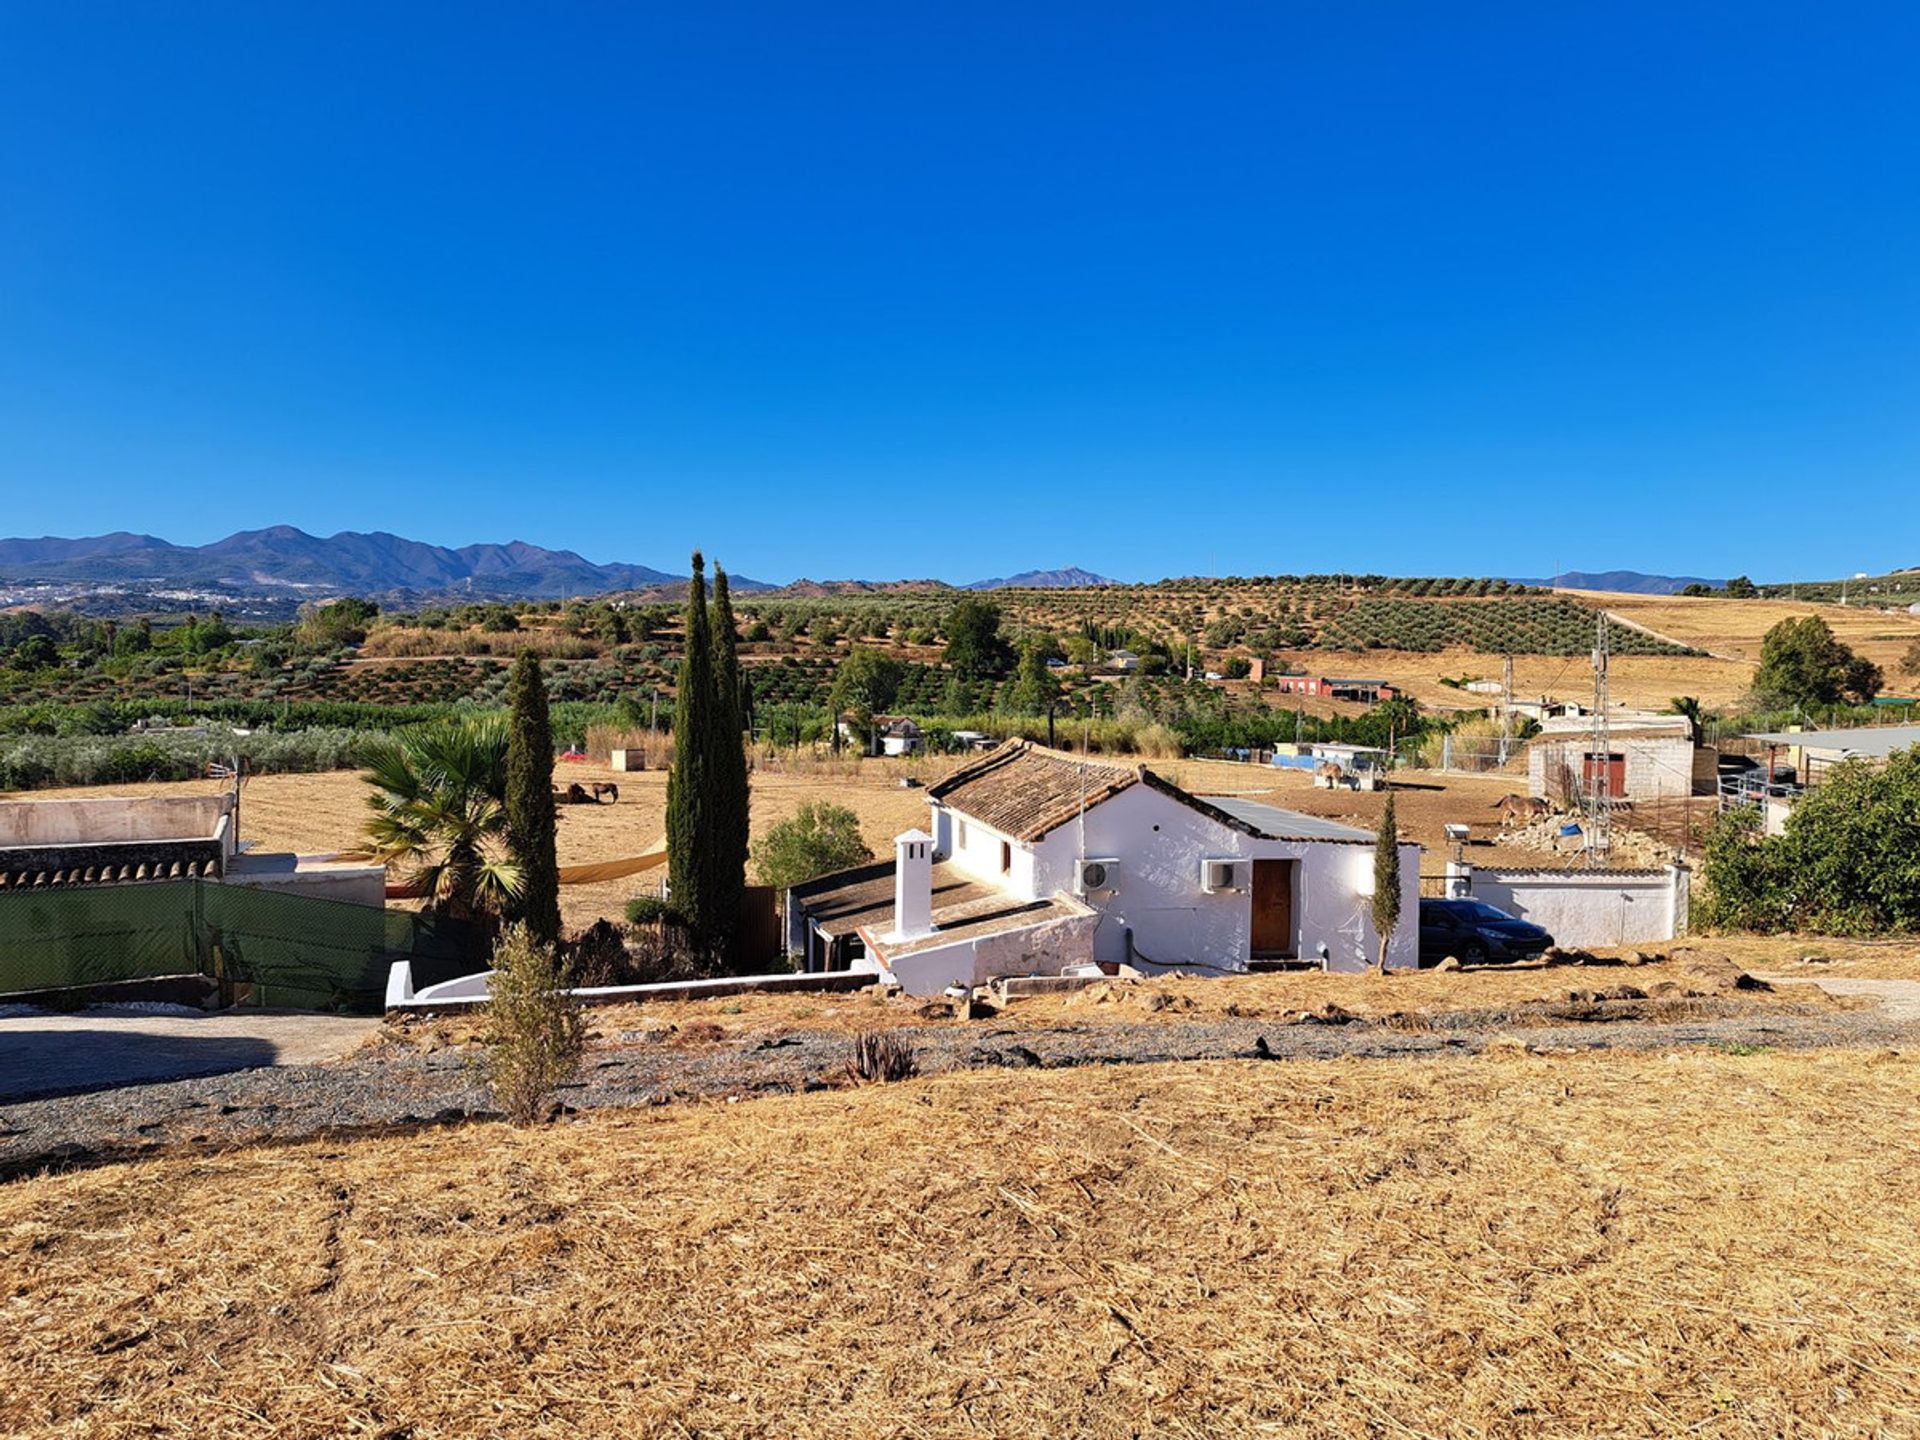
(1200, 858, 1243, 893)
(1076, 858, 1120, 895)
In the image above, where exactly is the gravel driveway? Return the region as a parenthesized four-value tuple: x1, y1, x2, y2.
(3, 982, 1913, 1179)
(0, 1009, 380, 1105)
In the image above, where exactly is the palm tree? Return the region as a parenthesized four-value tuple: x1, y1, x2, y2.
(362, 715, 522, 925)
(1667, 695, 1705, 746)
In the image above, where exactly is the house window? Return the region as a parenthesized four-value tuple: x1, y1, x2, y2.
(1000, 841, 1012, 875)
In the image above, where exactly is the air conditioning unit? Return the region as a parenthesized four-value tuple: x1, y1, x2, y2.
(1200, 858, 1242, 893)
(1076, 858, 1120, 895)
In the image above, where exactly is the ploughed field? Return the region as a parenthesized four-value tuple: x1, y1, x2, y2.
(5, 1040, 1919, 1438)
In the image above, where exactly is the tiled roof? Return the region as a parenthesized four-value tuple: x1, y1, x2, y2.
(791, 860, 999, 938)
(927, 741, 1146, 842)
(929, 739, 1398, 847)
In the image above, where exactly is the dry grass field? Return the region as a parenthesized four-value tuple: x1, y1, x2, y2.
(1592, 590, 1920, 673)
(5, 1046, 1919, 1438)
(379, 947, 1841, 1055)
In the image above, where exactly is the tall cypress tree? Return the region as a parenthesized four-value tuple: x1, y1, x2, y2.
(709, 566, 750, 962)
(667, 553, 715, 946)
(505, 651, 562, 947)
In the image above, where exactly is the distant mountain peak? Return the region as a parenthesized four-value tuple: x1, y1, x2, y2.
(966, 565, 1116, 590)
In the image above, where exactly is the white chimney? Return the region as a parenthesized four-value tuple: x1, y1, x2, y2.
(886, 829, 935, 941)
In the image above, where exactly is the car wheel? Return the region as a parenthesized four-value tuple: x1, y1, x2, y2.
(1461, 941, 1488, 965)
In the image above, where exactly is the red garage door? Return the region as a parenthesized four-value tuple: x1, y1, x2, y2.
(1583, 752, 1627, 798)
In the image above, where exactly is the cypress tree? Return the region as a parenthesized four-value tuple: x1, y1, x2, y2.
(1371, 794, 1402, 971)
(667, 553, 715, 948)
(708, 566, 750, 962)
(505, 651, 562, 947)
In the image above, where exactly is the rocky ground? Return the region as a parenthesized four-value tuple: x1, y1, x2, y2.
(4, 981, 1912, 1179)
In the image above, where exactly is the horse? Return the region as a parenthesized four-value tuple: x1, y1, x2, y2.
(590, 782, 620, 803)
(1492, 793, 1550, 826)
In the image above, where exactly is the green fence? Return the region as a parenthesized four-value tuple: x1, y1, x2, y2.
(0, 881, 482, 1013)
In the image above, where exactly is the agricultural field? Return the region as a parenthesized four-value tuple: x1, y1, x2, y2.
(7, 1045, 1920, 1436)
(1589, 590, 1920, 674)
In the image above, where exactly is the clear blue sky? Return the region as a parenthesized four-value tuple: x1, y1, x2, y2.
(2, 4, 1915, 585)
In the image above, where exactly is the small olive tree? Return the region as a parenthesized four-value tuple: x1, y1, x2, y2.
(483, 923, 584, 1125)
(753, 802, 873, 893)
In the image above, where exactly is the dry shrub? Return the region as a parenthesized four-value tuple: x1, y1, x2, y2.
(482, 923, 584, 1124)
(845, 1030, 917, 1084)
(583, 724, 673, 767)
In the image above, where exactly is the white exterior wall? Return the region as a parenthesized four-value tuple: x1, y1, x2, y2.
(1453, 862, 1691, 948)
(1023, 785, 1420, 974)
(882, 909, 1102, 997)
(930, 802, 1039, 898)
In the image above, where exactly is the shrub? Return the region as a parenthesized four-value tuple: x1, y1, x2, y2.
(482, 923, 584, 1125)
(752, 802, 874, 891)
(845, 1030, 917, 1085)
(1700, 746, 1920, 935)
(624, 894, 682, 927)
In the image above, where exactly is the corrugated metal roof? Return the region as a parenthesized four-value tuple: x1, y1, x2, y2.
(1199, 797, 1374, 843)
(1742, 726, 1920, 760)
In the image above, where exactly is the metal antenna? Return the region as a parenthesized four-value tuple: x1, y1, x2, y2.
(1497, 651, 1515, 766)
(1587, 613, 1611, 867)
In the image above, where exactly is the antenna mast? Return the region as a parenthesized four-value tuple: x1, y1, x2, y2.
(1497, 651, 1515, 766)
(1586, 613, 1611, 867)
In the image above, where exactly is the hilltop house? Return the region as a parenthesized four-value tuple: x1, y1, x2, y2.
(786, 740, 1420, 994)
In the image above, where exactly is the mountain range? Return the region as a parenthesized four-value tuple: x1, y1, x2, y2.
(0, 529, 1119, 602)
(0, 528, 721, 600)
(1513, 570, 1725, 595)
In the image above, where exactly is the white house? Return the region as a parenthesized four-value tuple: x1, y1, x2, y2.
(788, 740, 1420, 994)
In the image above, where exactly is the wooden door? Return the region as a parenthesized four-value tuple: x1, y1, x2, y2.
(1583, 752, 1627, 799)
(1250, 859, 1295, 958)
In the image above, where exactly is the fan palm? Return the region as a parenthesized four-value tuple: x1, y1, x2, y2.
(362, 715, 522, 923)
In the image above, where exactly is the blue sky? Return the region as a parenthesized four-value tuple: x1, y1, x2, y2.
(1, 4, 1915, 585)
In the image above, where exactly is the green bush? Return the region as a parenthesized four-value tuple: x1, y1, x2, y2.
(1701, 746, 1920, 935)
(482, 923, 584, 1125)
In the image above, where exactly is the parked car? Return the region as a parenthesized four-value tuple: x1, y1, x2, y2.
(1417, 898, 1554, 966)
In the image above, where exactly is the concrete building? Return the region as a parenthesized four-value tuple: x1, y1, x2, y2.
(1270, 674, 1400, 702)
(0, 791, 384, 905)
(1528, 712, 1710, 803)
(788, 740, 1420, 994)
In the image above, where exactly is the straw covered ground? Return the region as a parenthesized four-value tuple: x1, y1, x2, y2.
(5, 1046, 1919, 1438)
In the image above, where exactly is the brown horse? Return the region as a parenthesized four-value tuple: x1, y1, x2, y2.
(1492, 793, 1550, 826)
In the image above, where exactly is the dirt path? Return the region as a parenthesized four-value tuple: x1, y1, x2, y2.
(4, 994, 1911, 1179)
(1757, 974, 1920, 1022)
(1602, 607, 1749, 664)
(0, 1010, 380, 1104)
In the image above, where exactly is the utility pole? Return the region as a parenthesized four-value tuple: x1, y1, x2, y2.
(1586, 613, 1611, 868)
(1497, 651, 1515, 766)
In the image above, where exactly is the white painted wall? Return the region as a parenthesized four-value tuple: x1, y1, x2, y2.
(1020, 785, 1419, 973)
(930, 802, 1037, 897)
(1451, 862, 1691, 948)
(882, 909, 1102, 997)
